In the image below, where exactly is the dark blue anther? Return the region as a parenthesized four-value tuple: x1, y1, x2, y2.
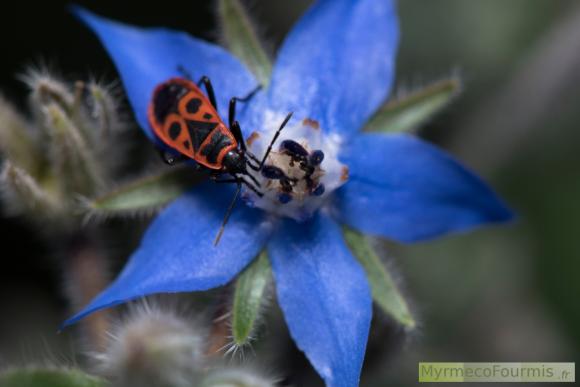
(280, 139, 309, 157)
(261, 165, 286, 180)
(312, 184, 325, 196)
(278, 192, 293, 204)
(309, 150, 324, 166)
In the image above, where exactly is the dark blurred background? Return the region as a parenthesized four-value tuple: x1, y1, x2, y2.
(1, 0, 579, 385)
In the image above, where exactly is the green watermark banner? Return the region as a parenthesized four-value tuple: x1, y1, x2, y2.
(419, 362, 575, 383)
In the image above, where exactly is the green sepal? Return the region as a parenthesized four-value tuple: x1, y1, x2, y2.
(217, 0, 272, 86)
(0, 368, 105, 387)
(231, 250, 271, 346)
(364, 78, 461, 133)
(83, 168, 201, 216)
(343, 227, 415, 328)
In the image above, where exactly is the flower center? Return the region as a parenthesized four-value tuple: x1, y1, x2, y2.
(244, 111, 349, 221)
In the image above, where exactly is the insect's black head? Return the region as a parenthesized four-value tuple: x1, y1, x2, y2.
(223, 149, 248, 175)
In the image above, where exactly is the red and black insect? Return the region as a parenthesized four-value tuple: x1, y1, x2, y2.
(148, 69, 292, 244)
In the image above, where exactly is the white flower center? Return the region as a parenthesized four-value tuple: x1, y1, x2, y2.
(244, 111, 349, 221)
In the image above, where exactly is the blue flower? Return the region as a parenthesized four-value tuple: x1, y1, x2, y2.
(66, 1, 513, 386)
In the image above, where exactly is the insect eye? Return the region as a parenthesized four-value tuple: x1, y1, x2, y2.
(261, 165, 287, 180)
(309, 150, 324, 166)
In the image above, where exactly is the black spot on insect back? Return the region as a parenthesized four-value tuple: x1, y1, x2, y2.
(203, 112, 213, 120)
(168, 121, 182, 140)
(186, 97, 202, 114)
(153, 83, 188, 123)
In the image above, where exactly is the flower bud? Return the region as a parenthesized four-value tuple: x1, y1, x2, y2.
(43, 102, 103, 197)
(95, 302, 205, 387)
(23, 69, 75, 117)
(0, 161, 60, 216)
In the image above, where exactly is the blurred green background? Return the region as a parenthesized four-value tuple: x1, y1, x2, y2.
(0, 0, 578, 385)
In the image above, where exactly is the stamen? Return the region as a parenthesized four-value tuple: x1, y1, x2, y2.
(280, 139, 309, 157)
(245, 111, 348, 220)
(311, 184, 325, 196)
(278, 193, 293, 204)
(309, 150, 324, 166)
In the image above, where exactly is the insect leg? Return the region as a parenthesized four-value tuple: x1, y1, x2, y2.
(247, 153, 261, 164)
(230, 119, 262, 171)
(244, 171, 262, 189)
(245, 155, 262, 171)
(239, 176, 263, 197)
(197, 76, 218, 111)
(177, 65, 193, 80)
(214, 182, 242, 246)
(230, 120, 246, 152)
(228, 84, 262, 134)
(238, 84, 262, 102)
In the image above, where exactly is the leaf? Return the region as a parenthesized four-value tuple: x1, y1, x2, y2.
(343, 227, 415, 328)
(84, 167, 201, 217)
(231, 250, 271, 346)
(218, 0, 272, 86)
(0, 368, 105, 387)
(364, 77, 461, 133)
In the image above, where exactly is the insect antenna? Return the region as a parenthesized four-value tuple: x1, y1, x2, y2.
(214, 183, 242, 246)
(259, 112, 294, 170)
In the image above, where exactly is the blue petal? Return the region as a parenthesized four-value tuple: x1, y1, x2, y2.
(268, 214, 372, 387)
(71, 6, 260, 141)
(63, 183, 271, 327)
(267, 0, 399, 137)
(336, 133, 514, 242)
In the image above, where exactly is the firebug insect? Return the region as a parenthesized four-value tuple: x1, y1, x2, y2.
(148, 68, 292, 245)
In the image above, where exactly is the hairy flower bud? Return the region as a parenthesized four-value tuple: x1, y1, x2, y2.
(94, 303, 205, 387)
(0, 161, 60, 216)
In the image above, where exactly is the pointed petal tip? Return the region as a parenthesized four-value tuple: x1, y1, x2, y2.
(68, 4, 98, 25)
(269, 215, 372, 387)
(60, 297, 129, 330)
(61, 185, 269, 328)
(338, 133, 517, 244)
(489, 199, 516, 224)
(60, 311, 88, 331)
(392, 198, 517, 244)
(269, 0, 400, 136)
(68, 4, 260, 140)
